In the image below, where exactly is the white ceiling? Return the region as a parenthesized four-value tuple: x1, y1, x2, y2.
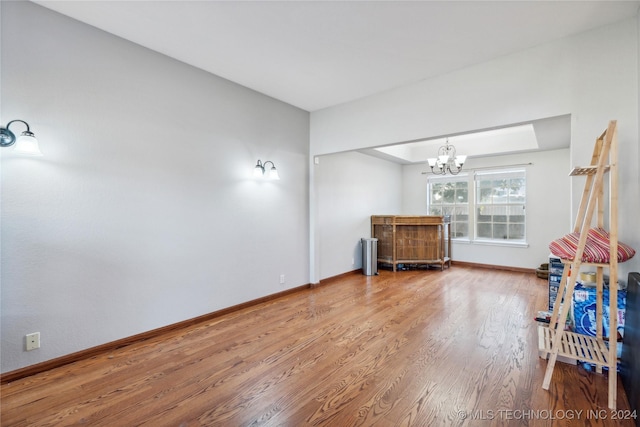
(33, 0, 640, 113)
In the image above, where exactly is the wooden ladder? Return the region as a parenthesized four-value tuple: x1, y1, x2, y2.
(539, 120, 620, 409)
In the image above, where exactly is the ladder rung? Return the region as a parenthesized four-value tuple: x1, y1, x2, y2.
(570, 165, 611, 176)
(560, 259, 610, 268)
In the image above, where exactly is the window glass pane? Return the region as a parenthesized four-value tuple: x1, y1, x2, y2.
(453, 222, 468, 238)
(478, 187, 492, 203)
(477, 206, 492, 222)
(508, 205, 525, 223)
(492, 206, 507, 222)
(477, 223, 492, 238)
(493, 223, 508, 239)
(430, 207, 443, 216)
(455, 206, 468, 221)
(509, 224, 525, 240)
(456, 182, 469, 203)
(509, 180, 525, 203)
(442, 183, 456, 203)
(510, 177, 525, 188)
(493, 179, 508, 188)
(431, 183, 444, 204)
(456, 187, 468, 203)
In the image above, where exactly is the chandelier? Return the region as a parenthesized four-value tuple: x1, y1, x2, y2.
(426, 138, 466, 175)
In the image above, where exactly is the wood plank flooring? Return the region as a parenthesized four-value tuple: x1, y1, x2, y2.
(1, 267, 636, 426)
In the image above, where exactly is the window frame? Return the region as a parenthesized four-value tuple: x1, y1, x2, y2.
(426, 173, 470, 240)
(427, 168, 527, 246)
(473, 169, 527, 244)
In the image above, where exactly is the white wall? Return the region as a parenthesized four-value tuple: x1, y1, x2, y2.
(403, 149, 571, 269)
(311, 17, 639, 282)
(315, 152, 402, 280)
(1, 2, 309, 373)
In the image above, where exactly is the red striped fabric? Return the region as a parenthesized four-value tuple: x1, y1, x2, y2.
(549, 227, 635, 263)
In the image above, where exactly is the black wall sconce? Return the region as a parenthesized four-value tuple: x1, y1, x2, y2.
(0, 119, 42, 156)
(253, 159, 280, 180)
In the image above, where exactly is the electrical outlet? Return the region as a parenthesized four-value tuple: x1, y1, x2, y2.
(26, 332, 40, 351)
(280, 274, 285, 284)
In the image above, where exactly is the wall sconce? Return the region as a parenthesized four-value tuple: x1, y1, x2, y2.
(0, 119, 42, 156)
(253, 159, 280, 180)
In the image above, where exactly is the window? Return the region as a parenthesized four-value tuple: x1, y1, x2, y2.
(427, 169, 526, 244)
(427, 174, 469, 238)
(475, 170, 526, 242)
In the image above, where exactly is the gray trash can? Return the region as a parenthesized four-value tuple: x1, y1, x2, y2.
(361, 238, 378, 276)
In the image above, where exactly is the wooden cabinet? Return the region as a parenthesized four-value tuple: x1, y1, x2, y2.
(371, 215, 451, 272)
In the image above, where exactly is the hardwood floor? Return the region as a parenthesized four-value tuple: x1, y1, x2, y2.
(1, 267, 636, 426)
